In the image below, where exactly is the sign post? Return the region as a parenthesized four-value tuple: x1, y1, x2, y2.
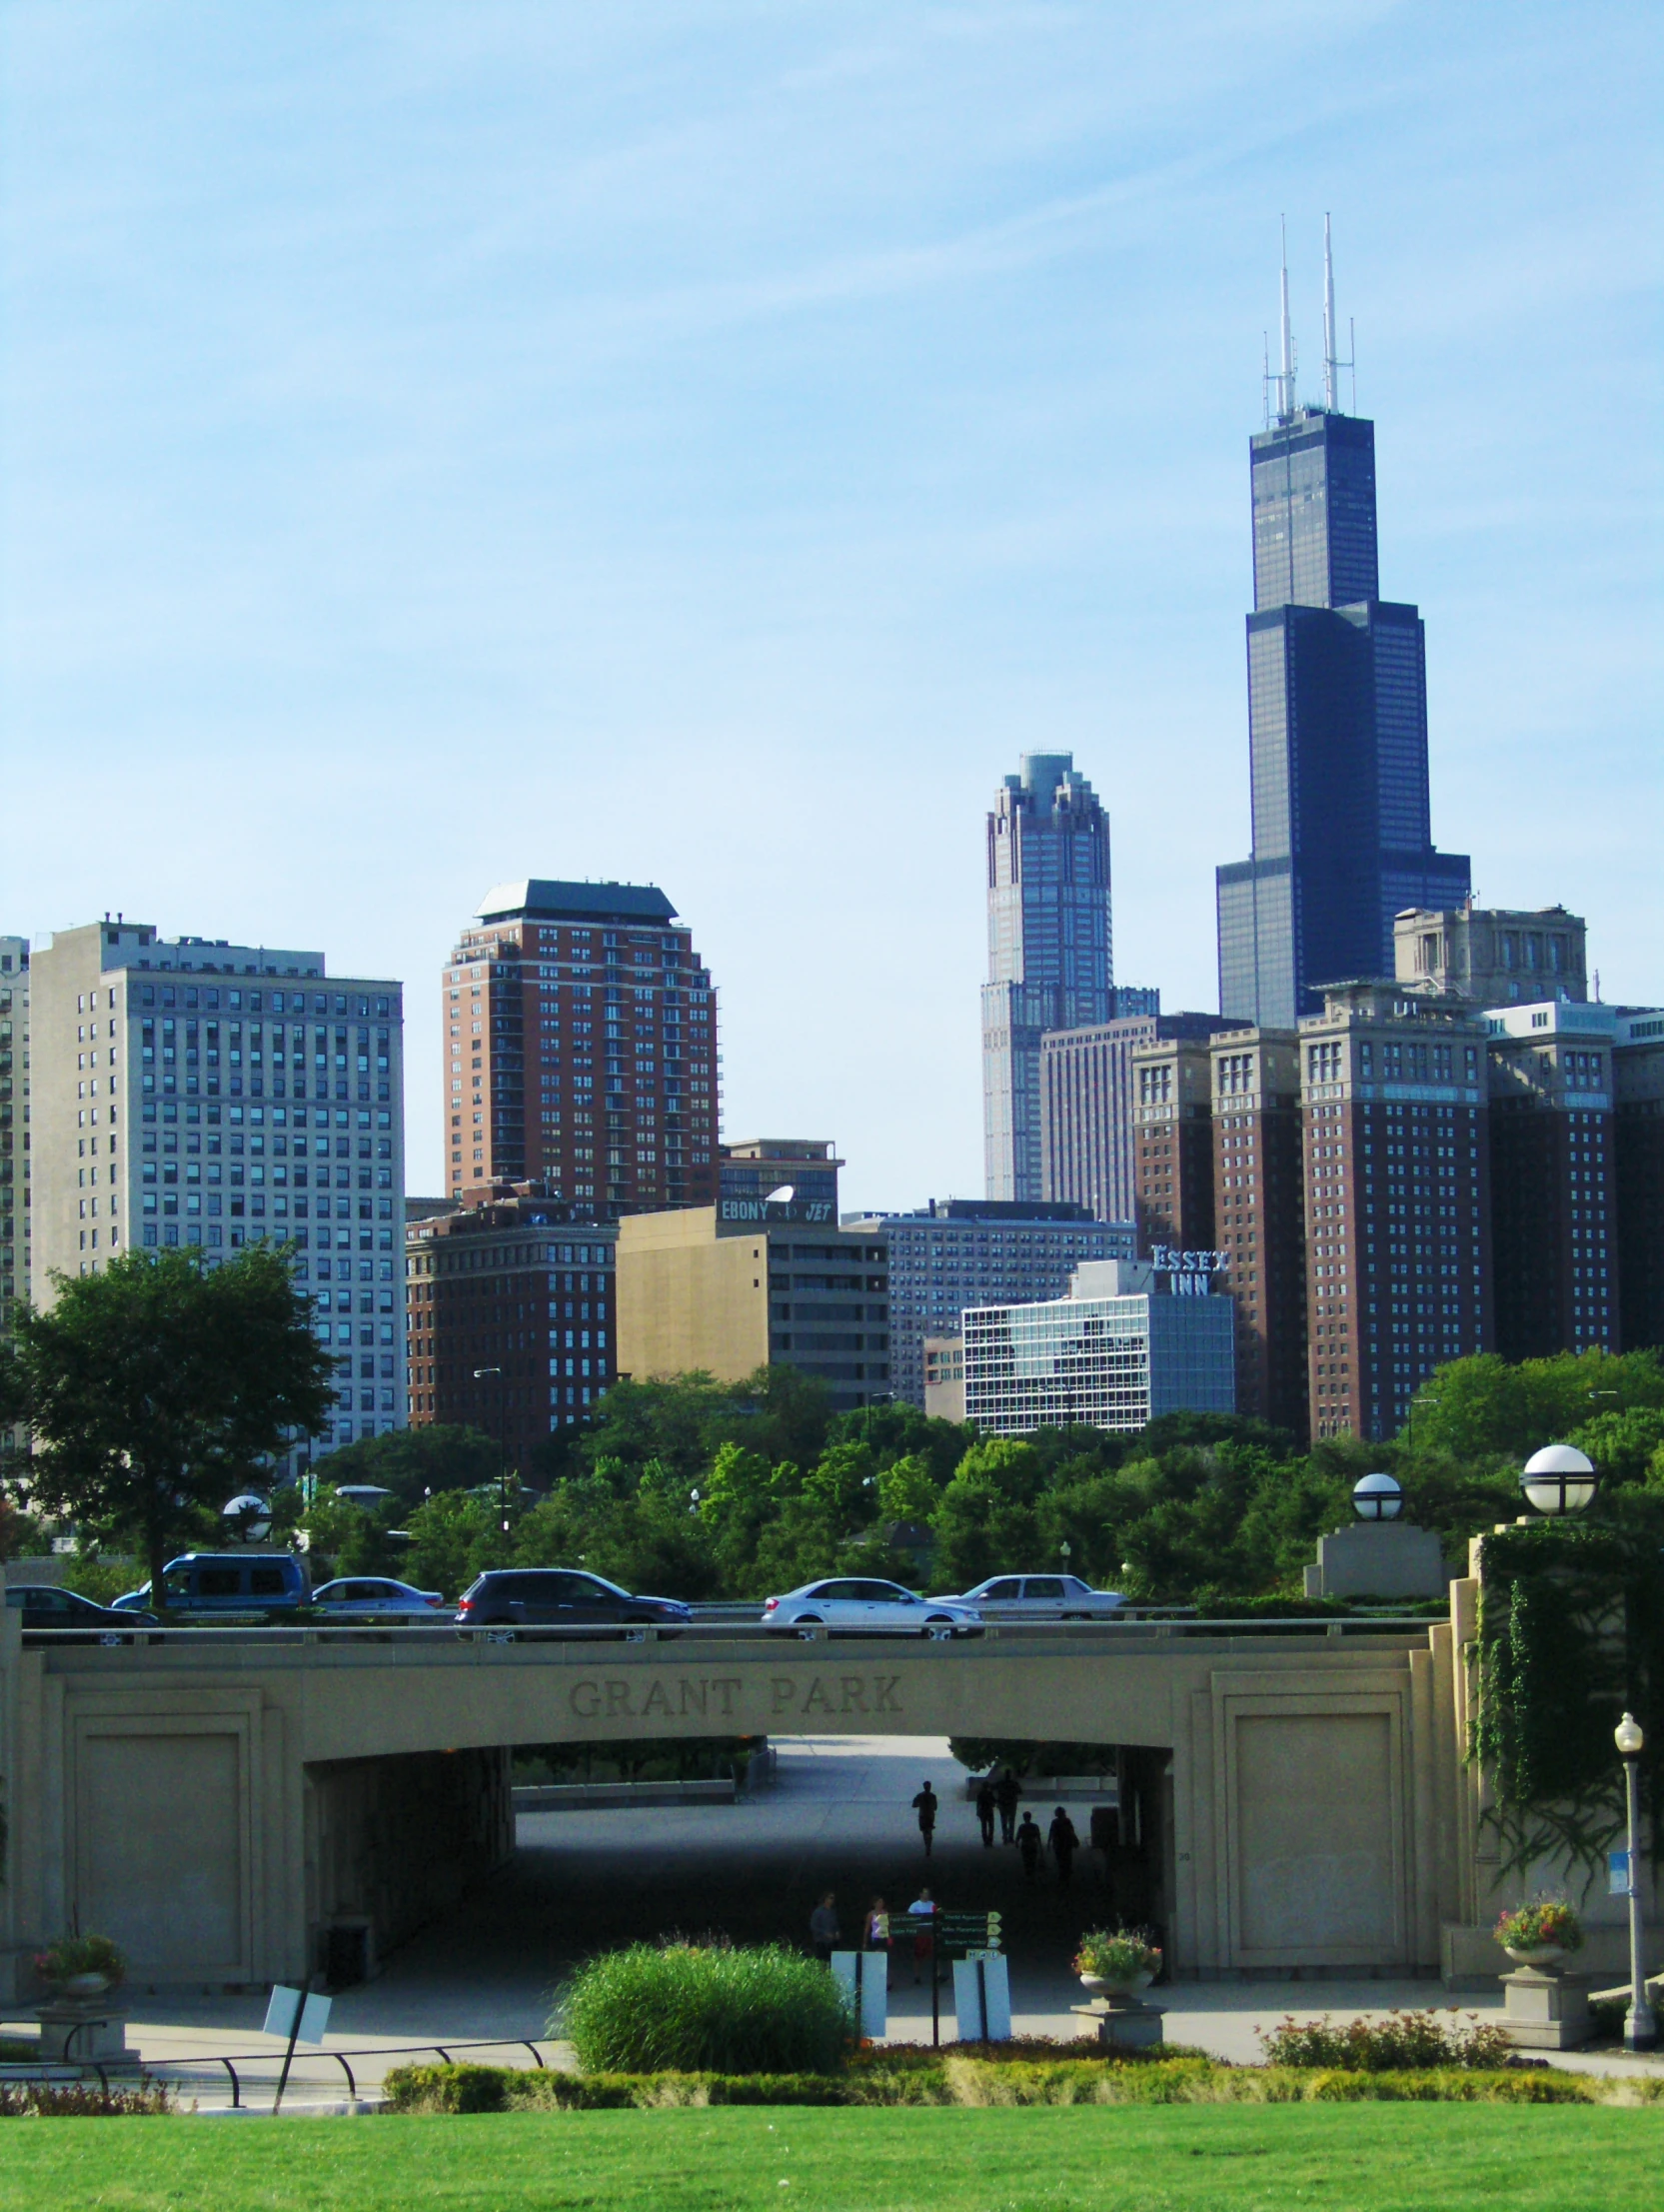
(264, 1980, 333, 2112)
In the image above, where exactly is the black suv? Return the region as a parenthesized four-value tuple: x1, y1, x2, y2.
(455, 1569, 690, 1637)
(6, 1586, 160, 1642)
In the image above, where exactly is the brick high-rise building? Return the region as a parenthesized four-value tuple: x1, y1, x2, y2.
(1614, 1009, 1664, 1354)
(1209, 1028, 1308, 1438)
(406, 1190, 617, 1466)
(1296, 984, 1492, 1442)
(445, 882, 718, 1219)
(1485, 1000, 1618, 1359)
(1040, 1008, 1238, 1225)
(1130, 1037, 1218, 1255)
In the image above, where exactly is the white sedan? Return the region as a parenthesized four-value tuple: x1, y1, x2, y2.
(312, 1576, 447, 1616)
(762, 1578, 980, 1637)
(936, 1572, 1125, 1619)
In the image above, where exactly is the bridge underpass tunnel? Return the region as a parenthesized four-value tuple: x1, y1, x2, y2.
(299, 1735, 1177, 2027)
(304, 1749, 514, 1986)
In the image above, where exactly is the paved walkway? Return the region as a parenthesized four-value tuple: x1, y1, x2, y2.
(8, 1735, 1658, 2104)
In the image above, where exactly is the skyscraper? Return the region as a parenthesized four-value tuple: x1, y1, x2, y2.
(444, 882, 719, 1219)
(982, 754, 1112, 1202)
(1216, 230, 1470, 1029)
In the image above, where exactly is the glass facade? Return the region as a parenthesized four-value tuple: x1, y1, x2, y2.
(1219, 407, 1470, 1030)
(963, 1286, 1235, 1436)
(847, 1200, 1133, 1407)
(982, 755, 1113, 1201)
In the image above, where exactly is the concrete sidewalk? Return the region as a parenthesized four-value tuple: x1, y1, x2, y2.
(12, 1734, 1656, 2099)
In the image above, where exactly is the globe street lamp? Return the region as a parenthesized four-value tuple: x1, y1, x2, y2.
(1614, 1713, 1657, 2052)
(1519, 1444, 1599, 1517)
(1353, 1472, 1403, 1521)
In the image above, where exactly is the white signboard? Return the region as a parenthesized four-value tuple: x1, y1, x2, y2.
(830, 1951, 887, 2039)
(263, 1985, 333, 2045)
(952, 1952, 1011, 2043)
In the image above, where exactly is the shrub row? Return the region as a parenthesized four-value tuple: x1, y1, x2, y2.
(383, 2057, 1655, 2114)
(0, 2079, 179, 2117)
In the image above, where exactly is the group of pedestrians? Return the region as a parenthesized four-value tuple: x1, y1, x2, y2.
(809, 1889, 937, 1982)
(971, 1771, 1080, 1884)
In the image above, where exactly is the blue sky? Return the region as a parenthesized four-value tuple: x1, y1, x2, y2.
(3, 2, 1658, 1208)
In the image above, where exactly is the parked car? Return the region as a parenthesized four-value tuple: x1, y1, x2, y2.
(762, 1578, 981, 1637)
(6, 1585, 160, 1640)
(311, 1577, 446, 1617)
(934, 1572, 1125, 1619)
(112, 1552, 310, 1613)
(455, 1569, 690, 1637)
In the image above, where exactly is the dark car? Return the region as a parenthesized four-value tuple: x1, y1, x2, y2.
(6, 1585, 160, 1642)
(455, 1569, 690, 1638)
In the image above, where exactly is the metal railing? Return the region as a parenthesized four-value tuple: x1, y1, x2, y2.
(0, 2033, 558, 2111)
(22, 1609, 1443, 1651)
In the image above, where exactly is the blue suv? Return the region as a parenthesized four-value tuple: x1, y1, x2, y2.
(113, 1552, 309, 1614)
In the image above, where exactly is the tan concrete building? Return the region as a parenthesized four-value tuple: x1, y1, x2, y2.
(618, 1204, 889, 1412)
(1394, 903, 1587, 1007)
(29, 919, 407, 1466)
(922, 1334, 964, 1422)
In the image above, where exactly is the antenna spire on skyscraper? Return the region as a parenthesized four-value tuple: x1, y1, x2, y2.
(1278, 217, 1296, 419)
(1321, 214, 1354, 414)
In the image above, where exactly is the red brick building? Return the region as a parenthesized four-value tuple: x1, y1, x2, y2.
(445, 881, 718, 1220)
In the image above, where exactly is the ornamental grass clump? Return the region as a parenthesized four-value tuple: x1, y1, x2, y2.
(1258, 2008, 1515, 2072)
(556, 1942, 852, 2076)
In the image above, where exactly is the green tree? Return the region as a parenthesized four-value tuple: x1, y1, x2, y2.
(1567, 1405, 1664, 1488)
(301, 1422, 501, 1510)
(14, 1246, 334, 1601)
(401, 1486, 517, 1596)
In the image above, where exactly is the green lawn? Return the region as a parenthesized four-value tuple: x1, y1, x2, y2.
(0, 2104, 1658, 2212)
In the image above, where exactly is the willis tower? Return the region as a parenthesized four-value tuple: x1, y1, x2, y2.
(1216, 223, 1469, 1027)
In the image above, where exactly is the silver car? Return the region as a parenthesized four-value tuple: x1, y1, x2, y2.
(762, 1577, 980, 1638)
(312, 1576, 447, 1616)
(937, 1572, 1124, 1619)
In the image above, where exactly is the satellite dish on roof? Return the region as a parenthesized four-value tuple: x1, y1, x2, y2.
(766, 1184, 795, 1204)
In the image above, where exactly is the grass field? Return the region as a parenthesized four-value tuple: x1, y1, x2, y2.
(0, 2104, 1659, 2211)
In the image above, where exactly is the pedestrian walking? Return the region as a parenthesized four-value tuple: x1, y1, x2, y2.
(975, 1777, 997, 1847)
(1016, 1811, 1042, 1883)
(1048, 1806, 1080, 1890)
(911, 1778, 938, 1858)
(906, 1887, 937, 1984)
(809, 1891, 841, 1963)
(995, 1767, 1022, 1845)
(863, 1896, 891, 1983)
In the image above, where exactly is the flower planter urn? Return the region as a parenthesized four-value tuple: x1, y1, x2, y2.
(60, 1972, 110, 1999)
(1502, 1945, 1567, 1971)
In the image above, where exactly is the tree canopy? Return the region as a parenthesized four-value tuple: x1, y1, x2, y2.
(13, 1246, 335, 1599)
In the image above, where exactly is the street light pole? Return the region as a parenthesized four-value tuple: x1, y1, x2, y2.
(1615, 1713, 1657, 2052)
(473, 1365, 509, 1533)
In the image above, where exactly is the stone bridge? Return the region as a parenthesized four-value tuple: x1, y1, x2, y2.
(0, 1601, 1522, 1991)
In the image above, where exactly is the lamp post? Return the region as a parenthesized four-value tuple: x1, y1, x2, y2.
(473, 1365, 510, 1533)
(1615, 1712, 1657, 2052)
(1519, 1444, 1598, 1518)
(1352, 1472, 1403, 1521)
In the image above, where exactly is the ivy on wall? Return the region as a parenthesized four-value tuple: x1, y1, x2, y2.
(1471, 1518, 1663, 1878)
